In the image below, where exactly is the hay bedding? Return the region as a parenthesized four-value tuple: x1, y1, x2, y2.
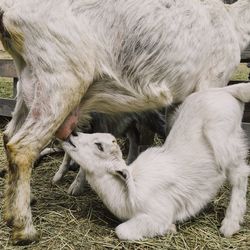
(0, 118, 249, 250)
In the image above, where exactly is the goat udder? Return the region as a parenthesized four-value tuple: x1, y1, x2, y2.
(55, 107, 79, 140)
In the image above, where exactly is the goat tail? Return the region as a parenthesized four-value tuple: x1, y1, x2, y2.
(0, 9, 6, 36)
(225, 82, 250, 103)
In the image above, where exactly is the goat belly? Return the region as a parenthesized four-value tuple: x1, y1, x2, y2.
(55, 108, 79, 140)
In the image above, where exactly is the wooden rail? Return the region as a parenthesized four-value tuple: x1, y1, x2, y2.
(0, 59, 17, 116)
(0, 59, 17, 77)
(241, 46, 250, 63)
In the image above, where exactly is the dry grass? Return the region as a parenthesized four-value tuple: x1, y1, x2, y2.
(0, 127, 250, 250)
(0, 64, 250, 249)
(0, 118, 249, 249)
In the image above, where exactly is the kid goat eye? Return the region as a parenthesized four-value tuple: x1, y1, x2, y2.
(95, 142, 104, 152)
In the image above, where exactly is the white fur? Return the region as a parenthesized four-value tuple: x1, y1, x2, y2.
(1, 0, 250, 243)
(52, 109, 165, 188)
(63, 83, 250, 240)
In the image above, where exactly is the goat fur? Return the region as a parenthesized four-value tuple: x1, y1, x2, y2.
(63, 83, 250, 240)
(1, 0, 250, 243)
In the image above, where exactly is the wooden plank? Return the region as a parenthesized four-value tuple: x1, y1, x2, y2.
(241, 44, 250, 62)
(243, 103, 250, 123)
(0, 98, 15, 117)
(0, 41, 4, 51)
(0, 59, 17, 77)
(223, 0, 237, 3)
(229, 80, 250, 85)
(242, 123, 250, 146)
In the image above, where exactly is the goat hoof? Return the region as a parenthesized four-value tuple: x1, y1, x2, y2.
(12, 228, 39, 245)
(52, 172, 63, 185)
(5, 217, 14, 228)
(67, 182, 84, 196)
(30, 194, 37, 206)
(68, 179, 84, 196)
(115, 224, 142, 241)
(239, 217, 244, 225)
(169, 224, 177, 234)
(0, 168, 7, 178)
(220, 220, 240, 237)
(68, 162, 79, 171)
(3, 211, 14, 227)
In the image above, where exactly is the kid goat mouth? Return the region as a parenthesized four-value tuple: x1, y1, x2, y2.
(67, 137, 76, 148)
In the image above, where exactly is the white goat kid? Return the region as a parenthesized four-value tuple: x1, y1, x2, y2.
(52, 110, 166, 193)
(1, 0, 250, 244)
(63, 83, 250, 240)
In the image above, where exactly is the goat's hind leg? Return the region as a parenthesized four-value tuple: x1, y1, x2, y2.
(4, 134, 39, 244)
(52, 152, 71, 184)
(204, 124, 249, 236)
(2, 92, 29, 223)
(220, 162, 249, 237)
(5, 120, 75, 243)
(52, 152, 80, 184)
(115, 213, 175, 240)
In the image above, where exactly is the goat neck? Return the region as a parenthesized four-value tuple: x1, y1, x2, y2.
(84, 159, 136, 221)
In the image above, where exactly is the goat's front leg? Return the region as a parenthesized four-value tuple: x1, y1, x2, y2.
(4, 118, 80, 244)
(3, 82, 85, 245)
(52, 152, 79, 184)
(4, 126, 47, 245)
(52, 152, 71, 184)
(220, 163, 249, 237)
(67, 167, 86, 196)
(115, 213, 175, 240)
(126, 124, 140, 164)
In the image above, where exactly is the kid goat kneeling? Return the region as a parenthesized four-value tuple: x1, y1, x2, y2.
(62, 83, 250, 240)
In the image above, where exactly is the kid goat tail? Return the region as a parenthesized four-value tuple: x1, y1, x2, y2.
(225, 82, 250, 103)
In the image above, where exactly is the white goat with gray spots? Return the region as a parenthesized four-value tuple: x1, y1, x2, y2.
(0, 0, 250, 244)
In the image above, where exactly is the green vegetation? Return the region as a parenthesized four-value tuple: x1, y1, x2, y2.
(0, 77, 13, 99)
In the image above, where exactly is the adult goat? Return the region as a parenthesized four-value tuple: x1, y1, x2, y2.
(0, 0, 250, 244)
